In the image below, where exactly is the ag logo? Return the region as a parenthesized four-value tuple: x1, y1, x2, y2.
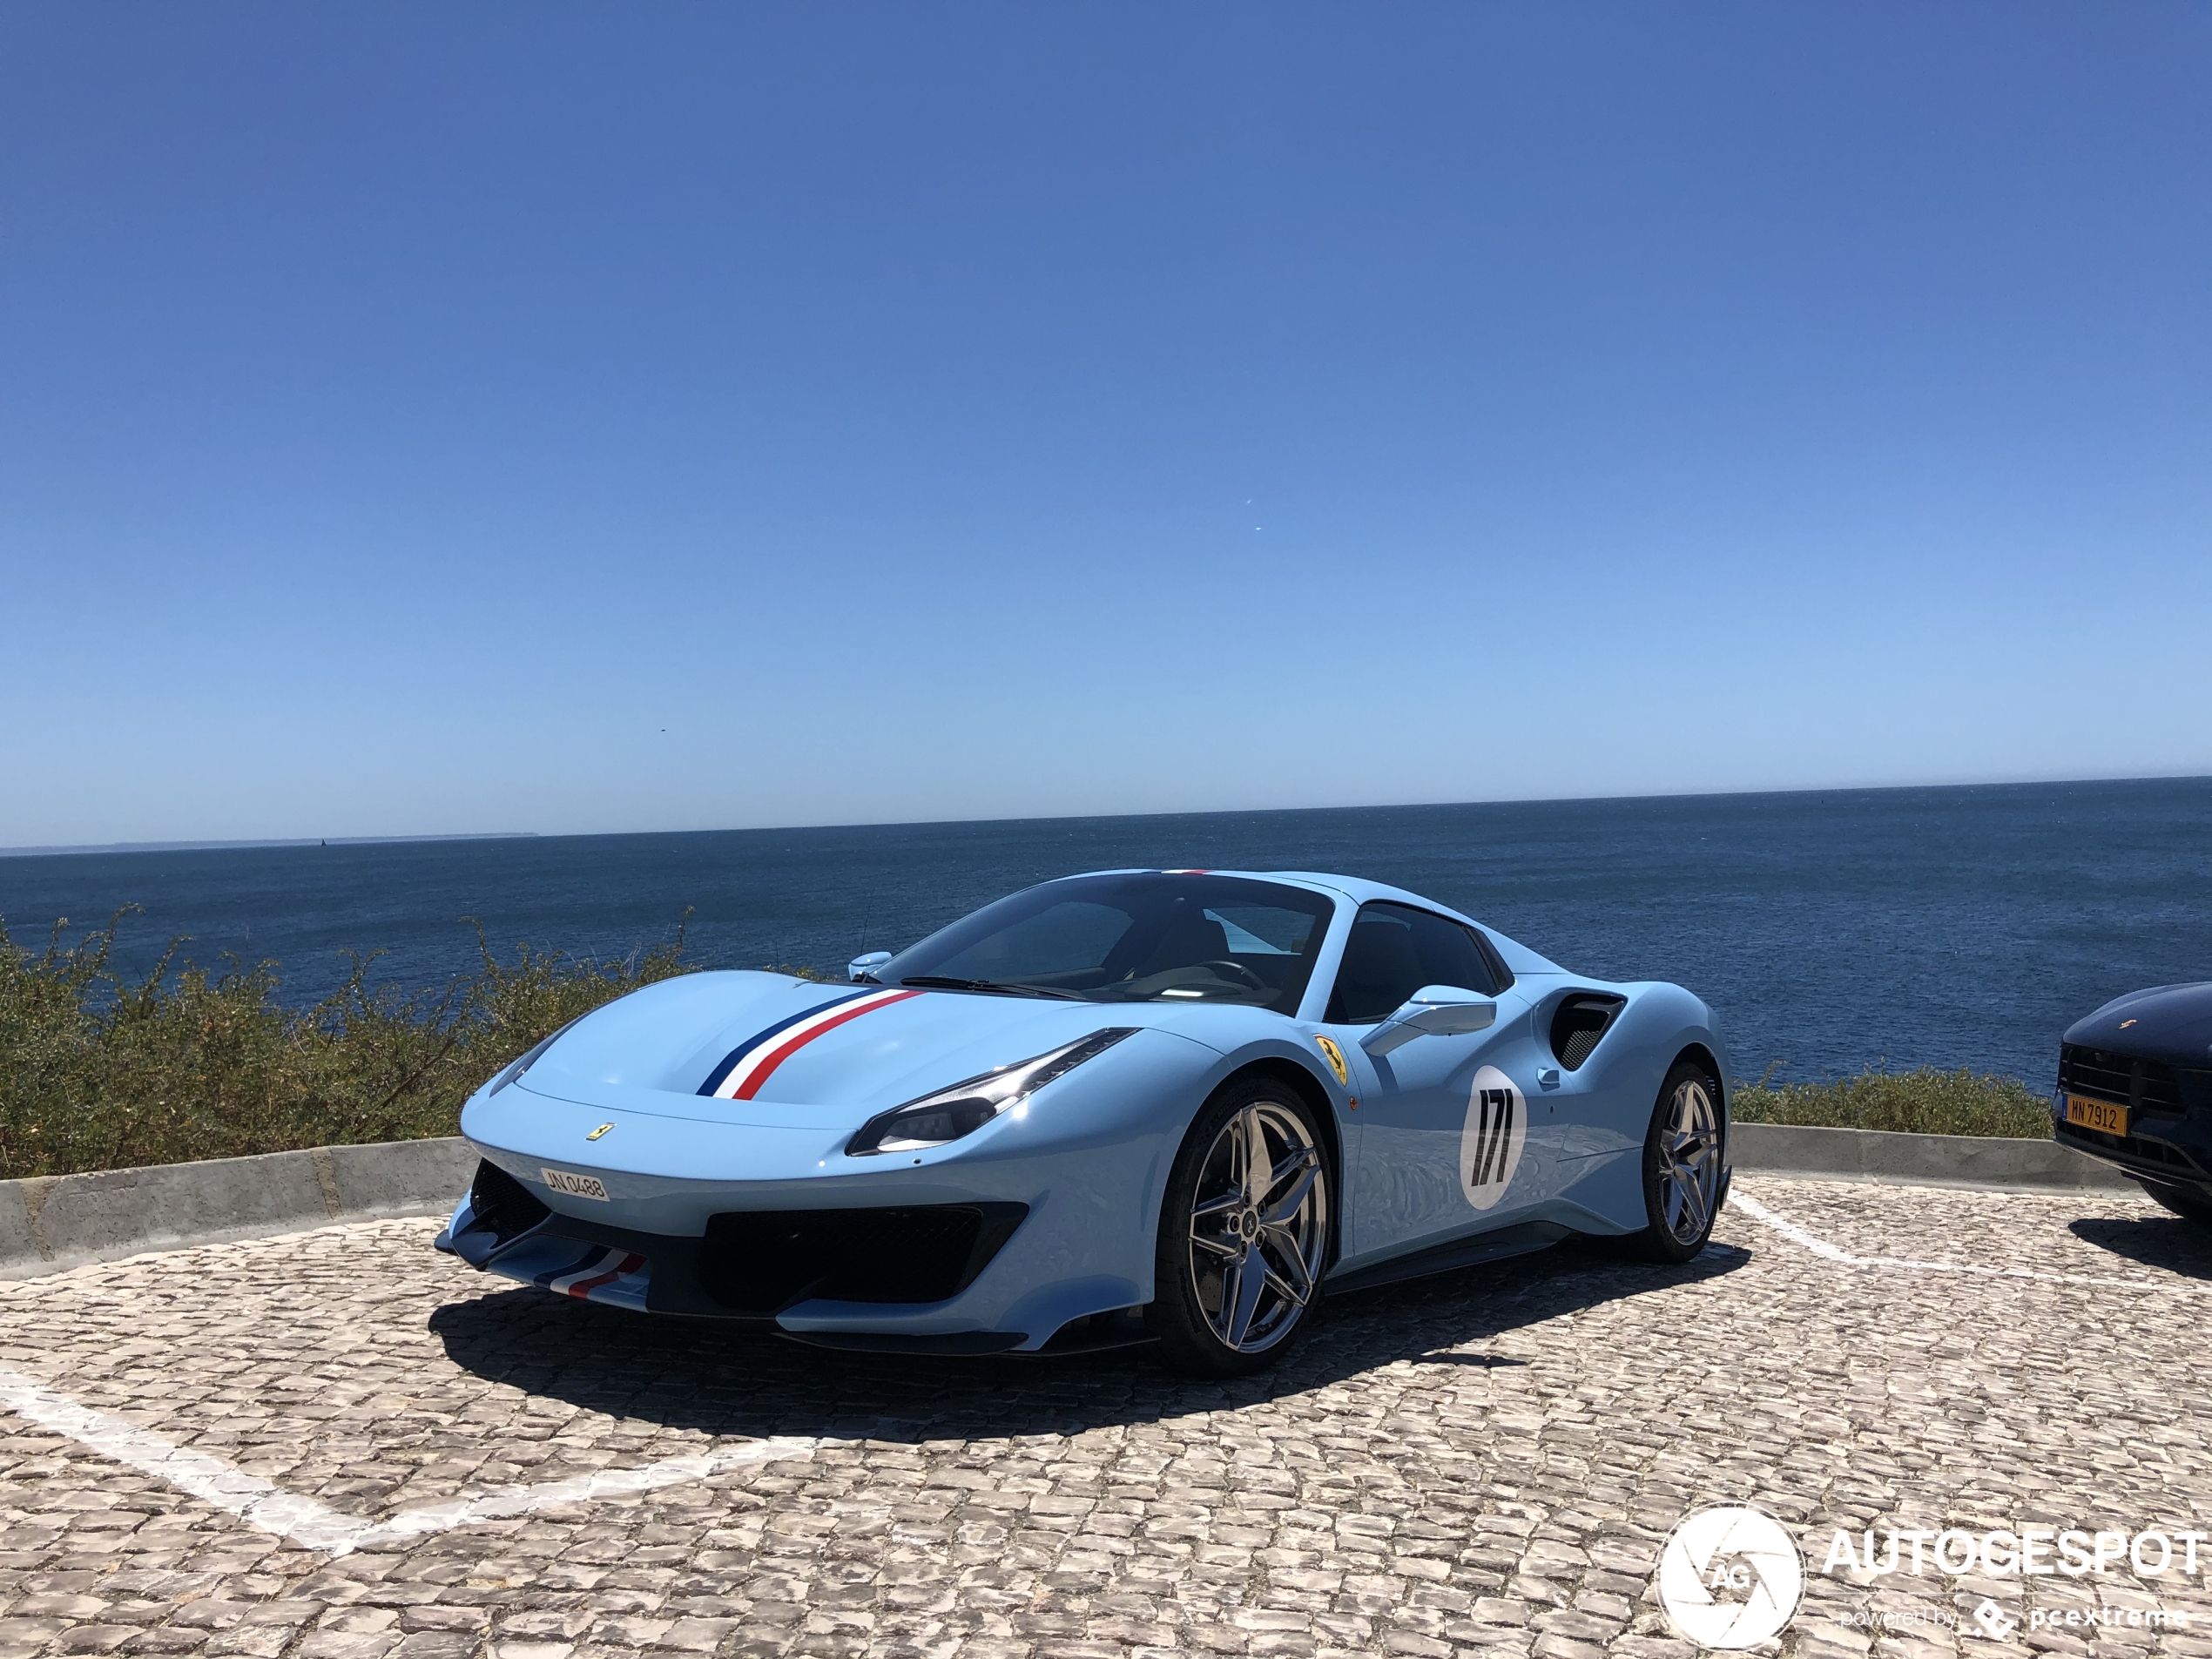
(1459, 1064, 1526, 1211)
(1657, 1505, 1805, 1650)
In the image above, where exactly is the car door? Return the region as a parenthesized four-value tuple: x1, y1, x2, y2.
(1316, 902, 1549, 1263)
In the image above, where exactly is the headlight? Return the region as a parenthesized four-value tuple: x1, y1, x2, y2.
(846, 1028, 1138, 1157)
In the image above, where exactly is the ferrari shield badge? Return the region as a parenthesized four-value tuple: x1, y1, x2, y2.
(1314, 1035, 1350, 1087)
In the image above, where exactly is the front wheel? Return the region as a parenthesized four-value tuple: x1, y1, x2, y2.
(2139, 1179, 2212, 1226)
(1148, 1081, 1332, 1376)
(1625, 1061, 1724, 1263)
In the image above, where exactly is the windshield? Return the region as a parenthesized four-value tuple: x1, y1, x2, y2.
(879, 873, 1336, 1013)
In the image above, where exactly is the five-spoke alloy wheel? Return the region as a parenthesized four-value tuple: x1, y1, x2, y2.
(1150, 1081, 1331, 1374)
(1629, 1060, 1723, 1262)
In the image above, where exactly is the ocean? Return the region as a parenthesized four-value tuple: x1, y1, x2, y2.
(5, 778, 2209, 1087)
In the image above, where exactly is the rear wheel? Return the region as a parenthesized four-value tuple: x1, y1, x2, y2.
(2138, 1179, 2212, 1226)
(1148, 1080, 1331, 1376)
(1625, 1061, 1723, 1263)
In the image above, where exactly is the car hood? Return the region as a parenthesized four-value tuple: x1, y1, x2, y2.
(502, 970, 1226, 1130)
(2063, 981, 2212, 1069)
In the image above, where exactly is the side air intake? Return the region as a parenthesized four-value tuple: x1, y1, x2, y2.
(1549, 993, 1627, 1072)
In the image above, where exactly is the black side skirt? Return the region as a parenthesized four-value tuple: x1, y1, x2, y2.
(1324, 1220, 1572, 1296)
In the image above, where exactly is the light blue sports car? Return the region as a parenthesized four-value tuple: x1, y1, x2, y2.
(437, 869, 1731, 1374)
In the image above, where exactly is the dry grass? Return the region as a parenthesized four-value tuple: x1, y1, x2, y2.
(1730, 1066, 2052, 1138)
(0, 908, 702, 1179)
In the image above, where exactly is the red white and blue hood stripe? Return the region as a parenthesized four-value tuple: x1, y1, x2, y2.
(698, 986, 925, 1101)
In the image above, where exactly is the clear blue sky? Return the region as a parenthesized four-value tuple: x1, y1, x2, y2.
(3, 3, 2207, 846)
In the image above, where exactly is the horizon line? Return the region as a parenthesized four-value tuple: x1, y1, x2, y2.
(5, 770, 2209, 860)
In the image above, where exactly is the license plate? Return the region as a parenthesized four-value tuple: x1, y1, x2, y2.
(2065, 1094, 2127, 1136)
(543, 1168, 610, 1202)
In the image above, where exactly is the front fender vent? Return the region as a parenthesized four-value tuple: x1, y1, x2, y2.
(1549, 993, 1627, 1072)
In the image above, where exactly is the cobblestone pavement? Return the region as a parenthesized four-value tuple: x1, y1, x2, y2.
(2, 1177, 2209, 1659)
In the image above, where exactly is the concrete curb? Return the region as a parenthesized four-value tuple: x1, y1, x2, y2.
(1730, 1121, 2134, 1191)
(0, 1121, 2142, 1281)
(0, 1137, 475, 1281)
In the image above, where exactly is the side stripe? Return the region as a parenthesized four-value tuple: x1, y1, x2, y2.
(699, 988, 925, 1100)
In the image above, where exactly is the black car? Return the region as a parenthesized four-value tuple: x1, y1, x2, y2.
(2054, 983, 2212, 1224)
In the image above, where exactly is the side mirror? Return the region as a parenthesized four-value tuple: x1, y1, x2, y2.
(1361, 985, 1497, 1056)
(848, 950, 894, 983)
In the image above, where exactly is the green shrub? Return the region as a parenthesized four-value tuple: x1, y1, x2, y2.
(0, 908, 704, 1180)
(1730, 1066, 2053, 1139)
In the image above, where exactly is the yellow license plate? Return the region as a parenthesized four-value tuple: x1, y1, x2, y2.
(2066, 1094, 2128, 1136)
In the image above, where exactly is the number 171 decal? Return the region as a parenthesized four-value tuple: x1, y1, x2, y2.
(1460, 1064, 1527, 1211)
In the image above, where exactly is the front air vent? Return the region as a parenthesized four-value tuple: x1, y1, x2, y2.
(1549, 993, 1627, 1073)
(469, 1158, 551, 1244)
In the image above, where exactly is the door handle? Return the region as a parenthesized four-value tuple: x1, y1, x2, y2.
(1536, 1068, 1561, 1089)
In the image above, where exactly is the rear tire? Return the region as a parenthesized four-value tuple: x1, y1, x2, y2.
(1147, 1079, 1332, 1376)
(2138, 1179, 2212, 1226)
(1625, 1060, 1724, 1264)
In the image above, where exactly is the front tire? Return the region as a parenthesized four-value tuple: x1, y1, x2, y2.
(1625, 1060, 1724, 1263)
(2139, 1179, 2212, 1226)
(1148, 1080, 1332, 1376)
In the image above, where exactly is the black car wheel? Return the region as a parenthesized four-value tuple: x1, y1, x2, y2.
(1148, 1079, 1331, 1376)
(2140, 1179, 2212, 1227)
(1624, 1059, 1724, 1263)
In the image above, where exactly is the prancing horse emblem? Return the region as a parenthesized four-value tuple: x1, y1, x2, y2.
(1314, 1035, 1350, 1087)
(586, 1123, 614, 1141)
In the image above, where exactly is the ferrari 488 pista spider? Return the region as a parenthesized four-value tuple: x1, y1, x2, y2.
(437, 869, 1731, 1373)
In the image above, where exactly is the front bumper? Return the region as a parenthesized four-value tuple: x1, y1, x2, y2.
(2050, 1087, 2212, 1200)
(442, 1162, 1028, 1315)
(442, 1025, 1224, 1350)
(435, 1151, 1155, 1352)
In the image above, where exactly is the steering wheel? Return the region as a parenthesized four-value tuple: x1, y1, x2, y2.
(1198, 960, 1269, 992)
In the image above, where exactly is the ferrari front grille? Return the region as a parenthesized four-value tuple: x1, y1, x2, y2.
(698, 1202, 1028, 1314)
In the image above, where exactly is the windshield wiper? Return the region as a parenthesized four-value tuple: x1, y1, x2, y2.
(899, 975, 1084, 1001)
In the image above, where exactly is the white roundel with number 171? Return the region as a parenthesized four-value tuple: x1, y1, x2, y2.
(1460, 1064, 1527, 1210)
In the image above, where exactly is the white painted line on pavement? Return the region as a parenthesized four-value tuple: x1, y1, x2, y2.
(0, 1360, 821, 1554)
(1728, 1188, 2189, 1293)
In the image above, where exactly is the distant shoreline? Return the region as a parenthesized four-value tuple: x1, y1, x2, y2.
(5, 771, 2208, 861)
(0, 833, 540, 859)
